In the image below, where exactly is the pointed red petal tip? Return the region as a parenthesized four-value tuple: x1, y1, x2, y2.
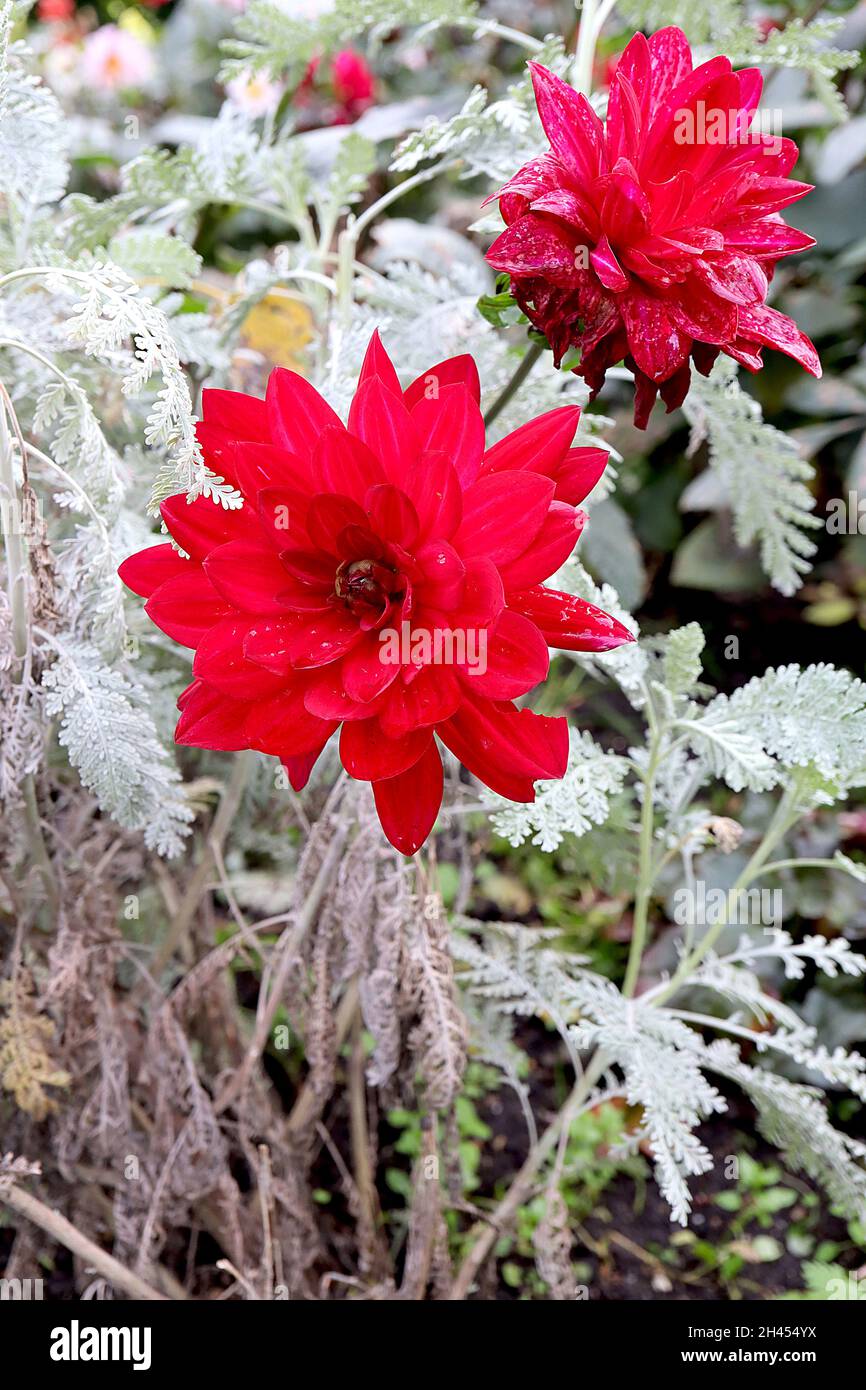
(358, 328, 402, 396)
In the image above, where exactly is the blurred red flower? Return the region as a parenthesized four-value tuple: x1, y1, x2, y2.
(37, 0, 75, 19)
(119, 333, 632, 853)
(296, 47, 375, 125)
(332, 49, 374, 115)
(487, 26, 820, 427)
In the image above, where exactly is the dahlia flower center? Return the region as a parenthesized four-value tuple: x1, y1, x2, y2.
(334, 556, 403, 618)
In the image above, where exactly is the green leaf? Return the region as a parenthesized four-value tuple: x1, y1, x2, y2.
(107, 229, 202, 289)
(662, 624, 705, 700)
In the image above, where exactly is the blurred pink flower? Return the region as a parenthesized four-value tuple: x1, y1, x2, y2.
(80, 25, 155, 92)
(839, 811, 866, 839)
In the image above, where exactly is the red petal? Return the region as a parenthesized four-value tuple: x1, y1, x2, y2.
(455, 472, 554, 565)
(193, 615, 288, 697)
(438, 698, 569, 800)
(606, 68, 643, 166)
(119, 543, 189, 599)
(266, 368, 343, 461)
(529, 63, 605, 184)
(201, 388, 270, 442)
(145, 569, 234, 648)
(245, 685, 338, 756)
(600, 164, 651, 243)
(590, 234, 630, 293)
(692, 253, 767, 307)
(195, 423, 242, 491)
(481, 405, 580, 479)
(175, 679, 250, 750)
(404, 451, 462, 542)
(487, 214, 580, 286)
(341, 631, 402, 703)
(257, 486, 310, 549)
(365, 483, 419, 549)
(403, 355, 481, 410)
(461, 609, 549, 699)
(497, 503, 585, 590)
(410, 384, 485, 487)
(232, 442, 314, 498)
(736, 176, 814, 219)
(735, 304, 821, 378)
(203, 540, 290, 613)
(554, 448, 609, 506)
(647, 26, 693, 107)
(315, 426, 385, 505)
(736, 67, 763, 135)
(509, 587, 635, 651)
(721, 219, 815, 260)
(615, 30, 652, 122)
(459, 558, 505, 626)
(619, 294, 690, 382)
(489, 150, 561, 215)
(160, 492, 260, 560)
(281, 736, 331, 792)
(303, 665, 386, 721)
(243, 615, 305, 676)
(283, 606, 362, 668)
(279, 548, 335, 588)
(348, 376, 420, 482)
(373, 741, 444, 855)
(640, 57, 732, 174)
(357, 328, 402, 397)
(379, 667, 460, 738)
(530, 187, 599, 238)
(415, 540, 465, 609)
(340, 721, 431, 781)
(306, 493, 368, 554)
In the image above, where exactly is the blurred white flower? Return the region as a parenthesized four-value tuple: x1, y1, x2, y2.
(80, 25, 155, 92)
(225, 68, 284, 117)
(43, 40, 80, 99)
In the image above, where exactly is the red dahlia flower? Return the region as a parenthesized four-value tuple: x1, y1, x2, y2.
(119, 332, 633, 855)
(486, 26, 821, 427)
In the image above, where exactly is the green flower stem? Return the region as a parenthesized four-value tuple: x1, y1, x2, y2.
(0, 392, 59, 920)
(623, 710, 664, 998)
(482, 339, 545, 429)
(650, 787, 802, 1008)
(752, 857, 854, 877)
(573, 0, 600, 96)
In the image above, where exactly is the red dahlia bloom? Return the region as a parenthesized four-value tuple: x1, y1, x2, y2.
(486, 26, 821, 427)
(119, 332, 633, 854)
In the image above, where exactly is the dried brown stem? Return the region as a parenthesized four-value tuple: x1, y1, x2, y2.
(2, 1182, 169, 1301)
(214, 822, 349, 1116)
(146, 751, 254, 986)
